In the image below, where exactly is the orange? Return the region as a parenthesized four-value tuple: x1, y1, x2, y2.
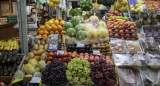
(48, 20, 54, 25)
(43, 35, 48, 38)
(49, 52, 54, 56)
(45, 22, 49, 26)
(52, 25, 58, 31)
(50, 31, 54, 34)
(46, 25, 52, 31)
(54, 19, 59, 25)
(40, 25, 45, 30)
(48, 35, 51, 38)
(51, 24, 56, 30)
(38, 35, 42, 38)
(60, 20, 65, 26)
(57, 17, 63, 22)
(61, 30, 66, 35)
(57, 25, 63, 32)
(50, 19, 54, 22)
(44, 30, 49, 35)
(38, 30, 44, 35)
(55, 30, 59, 34)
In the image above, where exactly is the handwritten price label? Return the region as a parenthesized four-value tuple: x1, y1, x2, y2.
(91, 19, 99, 27)
(76, 43, 85, 47)
(125, 76, 135, 84)
(57, 50, 64, 55)
(93, 51, 100, 55)
(30, 77, 41, 83)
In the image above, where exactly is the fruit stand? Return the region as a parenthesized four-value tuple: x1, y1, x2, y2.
(0, 0, 160, 86)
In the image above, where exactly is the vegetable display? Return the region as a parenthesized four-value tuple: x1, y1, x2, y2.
(66, 58, 93, 85)
(69, 8, 83, 16)
(90, 59, 117, 86)
(42, 61, 68, 86)
(80, 0, 93, 11)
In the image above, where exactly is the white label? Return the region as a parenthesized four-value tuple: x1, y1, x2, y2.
(91, 19, 99, 27)
(76, 43, 84, 47)
(57, 50, 64, 55)
(30, 77, 41, 83)
(93, 51, 100, 55)
(125, 76, 135, 84)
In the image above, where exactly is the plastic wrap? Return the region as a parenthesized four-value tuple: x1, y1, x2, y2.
(140, 67, 159, 86)
(140, 37, 160, 54)
(110, 39, 128, 54)
(126, 40, 142, 53)
(117, 67, 142, 86)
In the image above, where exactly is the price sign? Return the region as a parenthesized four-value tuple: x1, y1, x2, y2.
(76, 43, 85, 47)
(125, 76, 135, 84)
(93, 51, 100, 55)
(30, 77, 41, 83)
(57, 50, 64, 55)
(91, 19, 99, 27)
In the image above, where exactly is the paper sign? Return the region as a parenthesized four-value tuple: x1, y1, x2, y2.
(93, 51, 100, 55)
(57, 50, 64, 55)
(91, 19, 99, 27)
(128, 58, 136, 65)
(125, 76, 135, 83)
(30, 77, 41, 83)
(76, 43, 84, 47)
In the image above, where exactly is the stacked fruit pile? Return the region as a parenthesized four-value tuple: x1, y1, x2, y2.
(107, 19, 137, 40)
(115, 0, 128, 12)
(49, 0, 60, 8)
(129, 0, 145, 12)
(80, 0, 93, 11)
(0, 51, 23, 76)
(37, 18, 66, 38)
(0, 39, 19, 51)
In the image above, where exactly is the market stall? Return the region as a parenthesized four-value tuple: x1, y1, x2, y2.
(0, 0, 160, 86)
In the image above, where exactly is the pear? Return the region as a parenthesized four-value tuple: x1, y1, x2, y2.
(122, 0, 128, 6)
(116, 2, 122, 9)
(119, 6, 127, 12)
(118, 0, 123, 2)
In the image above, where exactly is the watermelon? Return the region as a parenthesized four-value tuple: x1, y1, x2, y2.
(71, 16, 84, 26)
(63, 22, 73, 30)
(75, 24, 84, 32)
(76, 30, 86, 40)
(66, 28, 76, 37)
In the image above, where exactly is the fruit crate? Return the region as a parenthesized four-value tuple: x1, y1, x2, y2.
(0, 54, 26, 85)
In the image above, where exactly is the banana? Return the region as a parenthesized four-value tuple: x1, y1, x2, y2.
(9, 40, 14, 51)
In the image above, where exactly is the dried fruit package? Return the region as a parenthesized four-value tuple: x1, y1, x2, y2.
(117, 67, 142, 86)
(126, 40, 142, 53)
(110, 39, 128, 54)
(140, 67, 159, 86)
(140, 37, 160, 54)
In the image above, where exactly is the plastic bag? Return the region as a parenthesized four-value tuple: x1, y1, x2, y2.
(117, 67, 142, 86)
(126, 40, 142, 53)
(110, 39, 128, 54)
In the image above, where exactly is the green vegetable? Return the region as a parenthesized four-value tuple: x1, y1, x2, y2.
(80, 0, 93, 11)
(66, 28, 76, 37)
(63, 22, 73, 30)
(76, 30, 86, 41)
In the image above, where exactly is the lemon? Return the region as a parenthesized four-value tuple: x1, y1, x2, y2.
(135, 4, 139, 8)
(137, 8, 141, 11)
(141, 1, 144, 4)
(140, 9, 144, 12)
(139, 3, 142, 6)
(131, 8, 135, 12)
(135, 9, 138, 12)
(130, 5, 133, 8)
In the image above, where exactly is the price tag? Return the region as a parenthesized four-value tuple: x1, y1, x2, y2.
(30, 77, 41, 83)
(76, 43, 84, 47)
(57, 50, 64, 55)
(91, 19, 99, 27)
(93, 51, 100, 55)
(125, 76, 135, 84)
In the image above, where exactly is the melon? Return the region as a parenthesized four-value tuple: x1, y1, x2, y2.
(28, 59, 37, 68)
(22, 64, 35, 74)
(66, 28, 76, 37)
(86, 29, 98, 40)
(74, 24, 84, 32)
(71, 16, 84, 26)
(37, 60, 46, 70)
(76, 30, 86, 40)
(34, 72, 42, 77)
(64, 22, 73, 30)
(98, 28, 109, 39)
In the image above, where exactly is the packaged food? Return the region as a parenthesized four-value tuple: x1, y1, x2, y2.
(110, 39, 128, 54)
(126, 40, 142, 53)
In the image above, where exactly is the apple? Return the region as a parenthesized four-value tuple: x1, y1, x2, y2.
(58, 58, 62, 62)
(85, 55, 89, 61)
(114, 22, 118, 25)
(154, 33, 157, 37)
(131, 29, 135, 33)
(85, 53, 89, 56)
(125, 30, 129, 33)
(115, 33, 119, 37)
(120, 33, 124, 36)
(115, 11, 118, 15)
(109, 33, 113, 37)
(114, 26, 118, 29)
(130, 25, 135, 29)
(63, 51, 68, 57)
(108, 29, 112, 33)
(114, 29, 119, 33)
(63, 58, 67, 62)
(124, 23, 128, 26)
(131, 38, 136, 40)
(147, 33, 150, 37)
(107, 13, 110, 17)
(126, 33, 130, 36)
(77, 54, 80, 58)
(119, 30, 123, 33)
(79, 56, 84, 59)
(119, 26, 123, 29)
(80, 53, 84, 56)
(95, 56, 100, 61)
(119, 22, 123, 26)
(113, 20, 118, 22)
(90, 55, 95, 62)
(67, 57, 72, 61)
(48, 56, 53, 61)
(132, 33, 136, 37)
(133, 23, 136, 27)
(121, 37, 125, 40)
(68, 52, 72, 57)
(126, 38, 130, 40)
(108, 25, 112, 29)
(71, 53, 77, 58)
(113, 17, 117, 20)
(124, 26, 129, 29)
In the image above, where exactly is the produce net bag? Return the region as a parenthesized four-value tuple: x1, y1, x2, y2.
(117, 67, 142, 86)
(140, 67, 159, 86)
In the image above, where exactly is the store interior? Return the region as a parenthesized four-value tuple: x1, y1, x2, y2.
(0, 0, 160, 86)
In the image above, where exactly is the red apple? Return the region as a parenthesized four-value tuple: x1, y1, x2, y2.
(67, 57, 72, 62)
(58, 58, 63, 61)
(131, 38, 136, 40)
(124, 26, 129, 29)
(121, 37, 125, 40)
(125, 30, 129, 33)
(130, 25, 135, 29)
(90, 55, 95, 62)
(119, 30, 123, 33)
(53, 58, 58, 61)
(154, 33, 157, 37)
(109, 33, 113, 37)
(63, 58, 67, 62)
(79, 56, 84, 59)
(119, 26, 123, 29)
(132, 33, 136, 37)
(114, 29, 118, 33)
(131, 29, 135, 33)
(113, 20, 118, 22)
(85, 55, 89, 61)
(114, 25, 118, 29)
(126, 33, 130, 36)
(126, 38, 130, 40)
(113, 17, 117, 20)
(71, 53, 77, 58)
(77, 54, 80, 58)
(68, 52, 72, 57)
(120, 33, 124, 36)
(108, 29, 112, 33)
(63, 51, 68, 57)
(115, 33, 119, 37)
(80, 53, 84, 56)
(119, 22, 123, 26)
(114, 22, 118, 25)
(115, 11, 118, 15)
(108, 25, 112, 29)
